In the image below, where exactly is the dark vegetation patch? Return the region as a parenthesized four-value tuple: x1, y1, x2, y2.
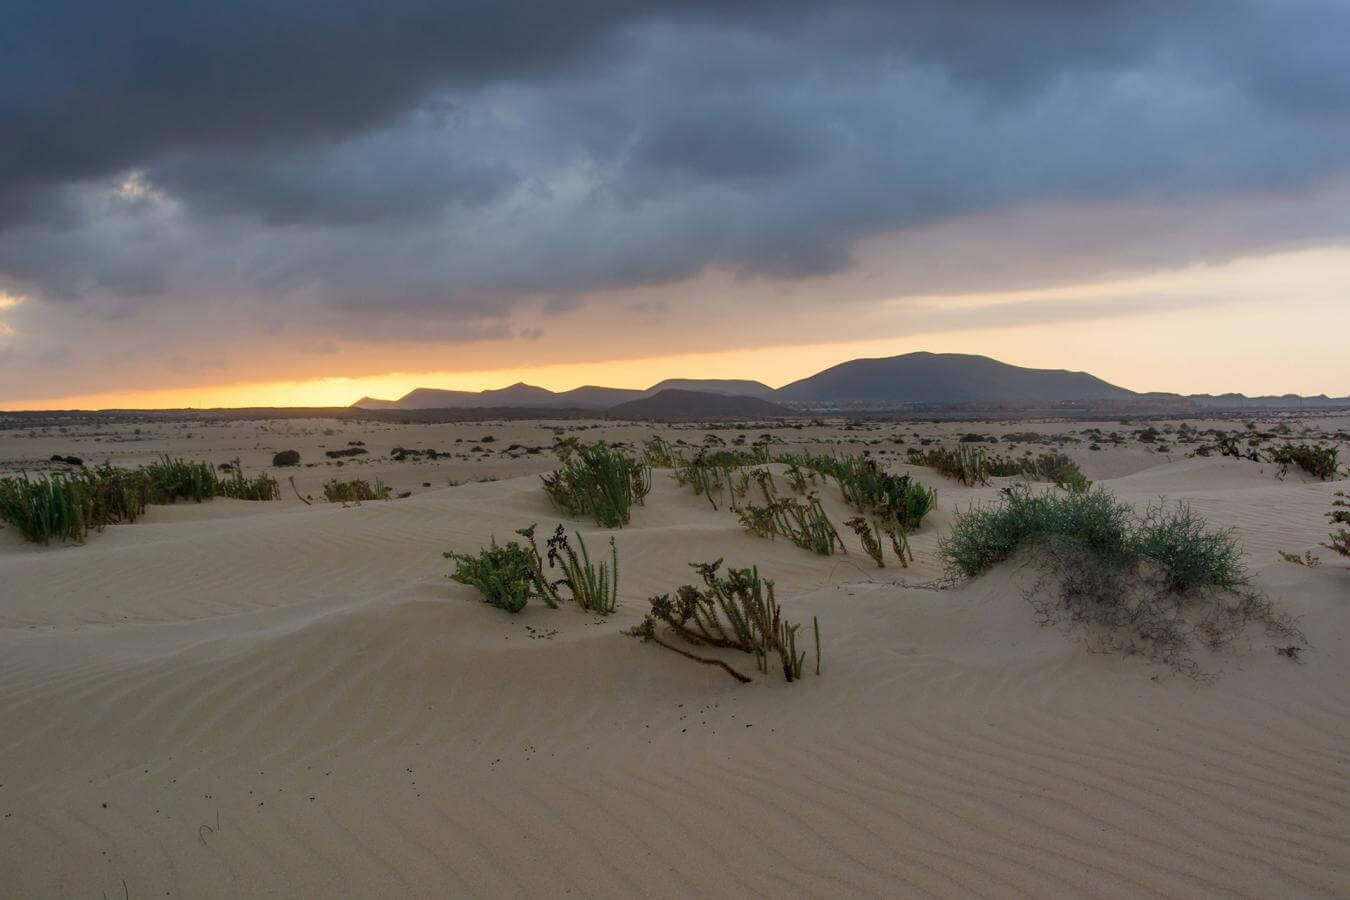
(272, 449, 301, 467)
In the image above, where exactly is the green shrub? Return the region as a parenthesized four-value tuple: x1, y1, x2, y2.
(1135, 501, 1247, 593)
(1024, 453, 1092, 493)
(941, 486, 1294, 673)
(939, 486, 1136, 580)
(446, 531, 551, 614)
(1269, 443, 1340, 480)
(541, 441, 650, 527)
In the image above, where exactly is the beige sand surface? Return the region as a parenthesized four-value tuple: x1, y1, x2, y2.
(1, 414, 1347, 897)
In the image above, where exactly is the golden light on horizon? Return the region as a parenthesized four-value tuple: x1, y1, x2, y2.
(4, 244, 1349, 411)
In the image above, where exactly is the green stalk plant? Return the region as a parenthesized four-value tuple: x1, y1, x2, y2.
(624, 560, 818, 683)
(545, 525, 619, 614)
(845, 515, 886, 567)
(1326, 491, 1349, 557)
(542, 441, 651, 527)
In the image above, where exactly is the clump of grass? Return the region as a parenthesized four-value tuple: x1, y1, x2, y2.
(219, 458, 280, 501)
(0, 455, 281, 544)
(907, 446, 989, 486)
(545, 525, 619, 614)
(1270, 443, 1340, 480)
(940, 485, 1299, 674)
(1326, 491, 1349, 558)
(0, 472, 92, 543)
(322, 477, 390, 503)
(541, 441, 651, 528)
(624, 560, 819, 683)
(144, 455, 221, 503)
(1278, 549, 1321, 567)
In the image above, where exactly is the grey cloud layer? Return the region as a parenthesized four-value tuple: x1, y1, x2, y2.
(3, 0, 1350, 336)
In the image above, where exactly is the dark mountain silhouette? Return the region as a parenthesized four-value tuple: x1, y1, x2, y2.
(774, 352, 1133, 406)
(606, 389, 791, 419)
(355, 379, 774, 410)
(349, 351, 1346, 413)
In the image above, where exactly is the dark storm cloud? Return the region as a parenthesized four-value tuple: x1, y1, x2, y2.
(3, 0, 1350, 344)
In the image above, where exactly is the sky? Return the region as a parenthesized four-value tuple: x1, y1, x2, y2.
(2, 1, 1349, 409)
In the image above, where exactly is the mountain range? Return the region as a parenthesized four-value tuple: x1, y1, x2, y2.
(352, 352, 1349, 415)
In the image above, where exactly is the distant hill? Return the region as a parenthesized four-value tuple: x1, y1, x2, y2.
(355, 378, 775, 410)
(645, 378, 776, 399)
(350, 351, 1345, 413)
(352, 396, 401, 410)
(775, 352, 1134, 406)
(607, 389, 792, 419)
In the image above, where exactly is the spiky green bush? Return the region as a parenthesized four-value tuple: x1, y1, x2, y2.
(446, 534, 546, 614)
(541, 441, 650, 527)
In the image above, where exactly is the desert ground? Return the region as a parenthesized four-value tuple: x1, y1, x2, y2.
(1, 412, 1347, 897)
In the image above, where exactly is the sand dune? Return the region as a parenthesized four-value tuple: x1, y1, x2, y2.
(1, 416, 1347, 897)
